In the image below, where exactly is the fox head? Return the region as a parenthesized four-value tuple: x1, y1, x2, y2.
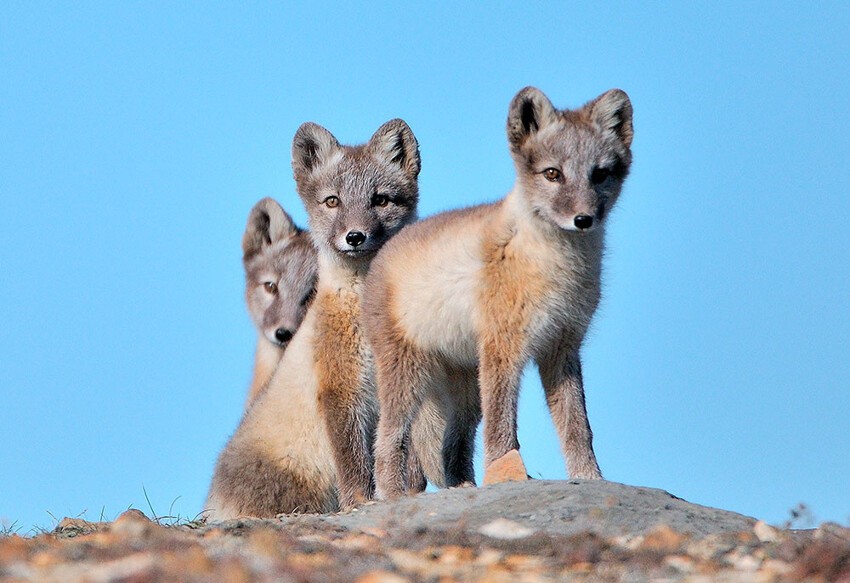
(291, 119, 420, 262)
(507, 87, 633, 232)
(242, 197, 318, 348)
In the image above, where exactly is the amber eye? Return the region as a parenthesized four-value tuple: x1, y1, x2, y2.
(373, 194, 389, 207)
(590, 167, 611, 185)
(323, 196, 340, 208)
(543, 168, 561, 182)
(263, 282, 278, 294)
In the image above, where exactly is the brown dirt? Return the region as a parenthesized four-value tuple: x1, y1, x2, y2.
(2, 481, 849, 582)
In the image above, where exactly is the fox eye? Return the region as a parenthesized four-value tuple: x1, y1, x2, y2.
(590, 167, 611, 185)
(542, 168, 561, 182)
(263, 282, 278, 294)
(372, 194, 390, 207)
(323, 196, 340, 208)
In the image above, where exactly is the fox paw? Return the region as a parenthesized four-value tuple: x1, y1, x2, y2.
(483, 449, 529, 486)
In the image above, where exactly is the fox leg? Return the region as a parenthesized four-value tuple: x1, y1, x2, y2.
(537, 349, 602, 480)
(442, 365, 481, 487)
(408, 393, 448, 489)
(405, 432, 427, 493)
(314, 292, 379, 510)
(373, 340, 431, 499)
(478, 335, 526, 472)
(317, 382, 378, 510)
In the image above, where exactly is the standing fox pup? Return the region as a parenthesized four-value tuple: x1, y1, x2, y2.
(365, 87, 633, 498)
(205, 119, 420, 519)
(242, 197, 317, 408)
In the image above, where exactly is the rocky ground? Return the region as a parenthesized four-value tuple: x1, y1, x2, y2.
(2, 480, 849, 582)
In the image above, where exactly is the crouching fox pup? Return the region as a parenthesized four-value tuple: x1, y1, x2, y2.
(364, 87, 633, 498)
(205, 119, 421, 519)
(242, 197, 317, 408)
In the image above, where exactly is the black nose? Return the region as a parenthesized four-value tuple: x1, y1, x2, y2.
(574, 215, 594, 230)
(345, 231, 366, 247)
(275, 328, 293, 343)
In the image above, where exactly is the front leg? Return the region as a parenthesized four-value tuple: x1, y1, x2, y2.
(478, 335, 526, 474)
(537, 349, 602, 480)
(317, 382, 378, 509)
(314, 292, 376, 510)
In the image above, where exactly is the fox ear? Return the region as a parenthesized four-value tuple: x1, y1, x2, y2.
(243, 197, 298, 258)
(368, 118, 421, 178)
(588, 89, 633, 148)
(292, 122, 341, 180)
(507, 87, 558, 150)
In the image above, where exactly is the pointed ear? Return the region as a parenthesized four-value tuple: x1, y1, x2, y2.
(242, 197, 298, 258)
(367, 118, 421, 178)
(292, 122, 341, 180)
(507, 86, 559, 150)
(588, 89, 633, 148)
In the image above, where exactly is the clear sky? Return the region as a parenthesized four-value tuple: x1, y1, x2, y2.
(2, 3, 848, 533)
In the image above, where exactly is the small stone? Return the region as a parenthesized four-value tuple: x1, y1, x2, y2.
(483, 450, 529, 486)
(112, 510, 154, 538)
(664, 555, 695, 573)
(730, 552, 761, 571)
(388, 549, 435, 574)
(55, 517, 100, 538)
(814, 521, 850, 542)
(437, 545, 474, 564)
(361, 527, 388, 538)
(478, 518, 535, 540)
(754, 520, 780, 543)
(475, 548, 503, 566)
(117, 509, 150, 522)
(638, 525, 688, 552)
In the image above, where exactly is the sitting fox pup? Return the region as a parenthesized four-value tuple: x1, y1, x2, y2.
(365, 87, 633, 498)
(241, 197, 317, 408)
(205, 119, 421, 519)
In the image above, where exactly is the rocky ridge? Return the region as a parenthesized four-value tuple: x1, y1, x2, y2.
(1, 480, 849, 582)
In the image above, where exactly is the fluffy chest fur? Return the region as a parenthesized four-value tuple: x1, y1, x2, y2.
(389, 199, 603, 362)
(312, 284, 374, 399)
(480, 211, 604, 357)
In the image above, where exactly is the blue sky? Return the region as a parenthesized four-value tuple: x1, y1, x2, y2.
(2, 2, 848, 532)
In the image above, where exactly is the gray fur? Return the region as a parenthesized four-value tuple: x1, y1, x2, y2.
(293, 119, 421, 509)
(293, 119, 420, 261)
(242, 198, 318, 350)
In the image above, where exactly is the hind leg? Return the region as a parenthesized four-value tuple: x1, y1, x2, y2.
(409, 391, 449, 489)
(373, 339, 435, 499)
(441, 365, 481, 487)
(404, 432, 428, 493)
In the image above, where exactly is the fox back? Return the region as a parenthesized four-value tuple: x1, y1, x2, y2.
(242, 197, 317, 407)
